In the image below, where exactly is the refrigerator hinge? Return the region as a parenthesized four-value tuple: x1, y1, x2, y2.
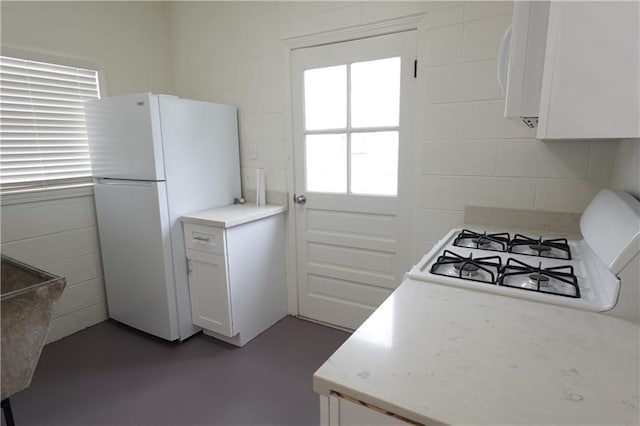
(186, 257, 192, 275)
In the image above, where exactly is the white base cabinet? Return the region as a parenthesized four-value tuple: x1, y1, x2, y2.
(320, 395, 412, 426)
(182, 210, 286, 347)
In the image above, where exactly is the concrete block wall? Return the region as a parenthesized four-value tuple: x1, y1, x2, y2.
(168, 1, 620, 263)
(1, 1, 174, 342)
(612, 139, 640, 198)
(1, 196, 107, 343)
(412, 1, 618, 258)
(0, 1, 626, 339)
(168, 1, 441, 196)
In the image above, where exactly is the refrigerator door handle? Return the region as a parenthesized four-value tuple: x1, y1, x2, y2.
(96, 178, 154, 187)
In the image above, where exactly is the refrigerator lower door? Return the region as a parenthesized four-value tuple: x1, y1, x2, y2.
(94, 179, 179, 340)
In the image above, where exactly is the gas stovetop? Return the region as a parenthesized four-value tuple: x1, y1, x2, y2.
(452, 229, 572, 259)
(407, 228, 620, 312)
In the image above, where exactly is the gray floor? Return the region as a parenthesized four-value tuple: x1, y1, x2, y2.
(6, 317, 350, 426)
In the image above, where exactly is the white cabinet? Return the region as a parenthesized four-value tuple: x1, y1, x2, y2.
(186, 249, 233, 337)
(320, 395, 410, 426)
(182, 208, 287, 347)
(537, 1, 640, 139)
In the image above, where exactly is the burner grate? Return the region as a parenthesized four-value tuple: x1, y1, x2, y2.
(498, 258, 580, 298)
(453, 229, 510, 252)
(508, 234, 571, 260)
(429, 250, 502, 284)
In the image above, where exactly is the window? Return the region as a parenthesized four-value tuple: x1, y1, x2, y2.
(303, 57, 401, 196)
(0, 55, 100, 195)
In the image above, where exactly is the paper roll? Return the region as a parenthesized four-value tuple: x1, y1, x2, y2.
(256, 168, 266, 206)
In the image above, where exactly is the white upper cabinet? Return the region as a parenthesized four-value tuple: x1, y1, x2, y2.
(537, 1, 640, 139)
(500, 1, 550, 128)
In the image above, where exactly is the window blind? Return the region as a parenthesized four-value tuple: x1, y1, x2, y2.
(0, 55, 100, 194)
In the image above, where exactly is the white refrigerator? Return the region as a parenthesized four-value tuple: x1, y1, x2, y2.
(85, 93, 241, 341)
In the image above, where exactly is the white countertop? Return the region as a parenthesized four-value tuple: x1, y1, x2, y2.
(181, 204, 286, 228)
(314, 279, 640, 425)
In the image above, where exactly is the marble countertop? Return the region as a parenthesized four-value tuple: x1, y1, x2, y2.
(181, 204, 286, 228)
(313, 279, 640, 425)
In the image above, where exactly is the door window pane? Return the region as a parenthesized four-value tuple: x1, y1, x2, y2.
(351, 131, 398, 196)
(304, 65, 347, 131)
(351, 57, 401, 128)
(306, 134, 347, 193)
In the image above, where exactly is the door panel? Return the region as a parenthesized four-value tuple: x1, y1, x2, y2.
(307, 210, 397, 237)
(308, 243, 394, 275)
(304, 275, 392, 332)
(307, 275, 392, 307)
(292, 30, 416, 330)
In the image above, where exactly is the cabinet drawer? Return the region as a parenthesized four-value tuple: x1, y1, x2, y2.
(183, 223, 225, 255)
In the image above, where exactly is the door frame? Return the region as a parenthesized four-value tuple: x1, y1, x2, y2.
(281, 13, 426, 317)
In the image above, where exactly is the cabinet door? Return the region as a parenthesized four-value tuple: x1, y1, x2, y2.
(537, 1, 640, 139)
(323, 395, 409, 425)
(186, 249, 233, 337)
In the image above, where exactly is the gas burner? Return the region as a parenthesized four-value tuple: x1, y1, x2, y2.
(454, 262, 480, 277)
(528, 243, 552, 255)
(430, 250, 501, 284)
(499, 258, 580, 298)
(508, 234, 571, 260)
(453, 229, 510, 252)
(473, 237, 491, 248)
(528, 273, 550, 286)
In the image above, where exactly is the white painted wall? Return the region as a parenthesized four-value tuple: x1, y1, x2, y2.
(1, 197, 106, 343)
(1, 1, 174, 97)
(167, 1, 619, 264)
(611, 139, 640, 199)
(0, 1, 625, 336)
(0, 1, 174, 342)
(412, 1, 618, 256)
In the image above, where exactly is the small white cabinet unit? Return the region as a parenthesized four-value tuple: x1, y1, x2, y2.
(537, 1, 640, 139)
(182, 204, 287, 347)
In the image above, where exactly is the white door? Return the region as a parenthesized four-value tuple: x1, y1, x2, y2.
(291, 31, 416, 330)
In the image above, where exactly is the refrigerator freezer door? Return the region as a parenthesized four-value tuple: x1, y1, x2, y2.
(94, 179, 179, 340)
(158, 96, 241, 339)
(85, 93, 165, 180)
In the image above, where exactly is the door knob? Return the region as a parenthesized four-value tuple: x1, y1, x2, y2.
(294, 194, 307, 205)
